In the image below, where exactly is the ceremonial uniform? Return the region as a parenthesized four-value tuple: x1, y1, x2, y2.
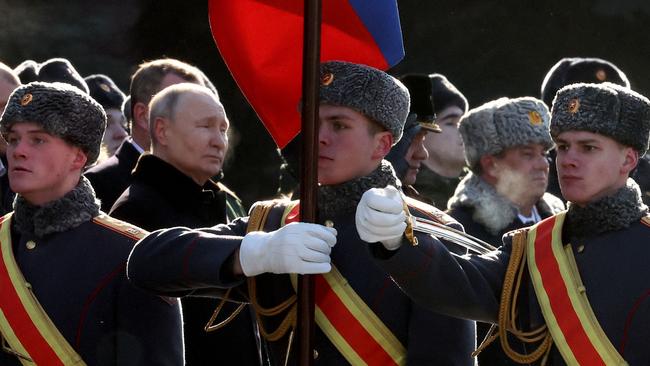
(110, 154, 262, 366)
(362, 82, 650, 365)
(129, 161, 477, 365)
(373, 179, 650, 365)
(85, 139, 141, 212)
(0, 178, 183, 365)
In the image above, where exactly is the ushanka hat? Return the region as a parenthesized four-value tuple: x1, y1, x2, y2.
(460, 96, 553, 171)
(0, 82, 106, 166)
(319, 61, 410, 144)
(540, 57, 629, 107)
(551, 82, 650, 156)
(85, 74, 126, 110)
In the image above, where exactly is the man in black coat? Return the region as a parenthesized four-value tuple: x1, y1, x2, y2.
(85, 58, 207, 212)
(110, 83, 262, 365)
(0, 82, 182, 365)
(128, 61, 478, 365)
(358, 82, 650, 365)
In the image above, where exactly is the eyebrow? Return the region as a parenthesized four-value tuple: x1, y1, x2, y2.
(556, 138, 600, 145)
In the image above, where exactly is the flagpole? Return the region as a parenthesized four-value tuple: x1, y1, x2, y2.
(297, 0, 321, 365)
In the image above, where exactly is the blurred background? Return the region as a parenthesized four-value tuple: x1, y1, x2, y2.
(1, 0, 648, 207)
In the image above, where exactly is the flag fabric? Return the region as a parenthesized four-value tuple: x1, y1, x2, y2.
(208, 0, 405, 148)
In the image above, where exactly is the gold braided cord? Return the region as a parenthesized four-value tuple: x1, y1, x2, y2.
(246, 200, 298, 366)
(204, 288, 247, 332)
(474, 230, 553, 364)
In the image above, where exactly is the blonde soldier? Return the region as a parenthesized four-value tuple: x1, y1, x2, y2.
(0, 82, 182, 365)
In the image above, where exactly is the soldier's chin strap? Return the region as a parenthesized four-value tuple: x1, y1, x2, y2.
(472, 229, 553, 364)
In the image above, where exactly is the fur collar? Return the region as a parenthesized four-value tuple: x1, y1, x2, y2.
(318, 160, 399, 219)
(446, 173, 564, 235)
(13, 177, 100, 238)
(566, 178, 648, 239)
(447, 172, 518, 235)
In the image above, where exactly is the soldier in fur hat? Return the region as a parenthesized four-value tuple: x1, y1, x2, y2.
(358, 82, 650, 365)
(0, 82, 183, 365)
(128, 61, 477, 365)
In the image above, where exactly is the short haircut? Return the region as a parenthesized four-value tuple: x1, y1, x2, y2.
(148, 83, 220, 146)
(0, 62, 20, 87)
(129, 58, 205, 114)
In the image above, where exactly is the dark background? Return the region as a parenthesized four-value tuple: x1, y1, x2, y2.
(1, 0, 649, 207)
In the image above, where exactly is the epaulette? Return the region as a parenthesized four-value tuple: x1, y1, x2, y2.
(404, 195, 458, 226)
(216, 181, 242, 202)
(93, 213, 148, 240)
(641, 213, 650, 228)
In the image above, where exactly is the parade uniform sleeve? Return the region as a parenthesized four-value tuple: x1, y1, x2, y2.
(115, 278, 184, 365)
(371, 231, 511, 324)
(127, 217, 249, 298)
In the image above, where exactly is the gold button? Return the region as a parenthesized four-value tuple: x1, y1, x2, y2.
(577, 244, 584, 253)
(25, 240, 36, 250)
(324, 220, 334, 228)
(313, 349, 319, 359)
(578, 285, 586, 294)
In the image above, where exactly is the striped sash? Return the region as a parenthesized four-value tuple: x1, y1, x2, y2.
(527, 212, 627, 365)
(0, 213, 85, 366)
(282, 203, 406, 365)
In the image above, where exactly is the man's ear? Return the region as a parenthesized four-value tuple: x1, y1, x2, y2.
(621, 146, 639, 175)
(480, 154, 499, 181)
(132, 102, 149, 131)
(153, 117, 170, 146)
(372, 132, 393, 159)
(71, 148, 88, 171)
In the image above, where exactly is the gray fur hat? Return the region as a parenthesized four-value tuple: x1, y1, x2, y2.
(320, 61, 409, 144)
(0, 82, 106, 166)
(460, 97, 553, 171)
(551, 82, 650, 156)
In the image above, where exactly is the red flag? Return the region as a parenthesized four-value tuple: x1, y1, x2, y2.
(208, 0, 405, 148)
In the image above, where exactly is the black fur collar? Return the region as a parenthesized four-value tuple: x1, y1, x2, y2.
(566, 178, 648, 239)
(13, 177, 100, 238)
(318, 160, 399, 219)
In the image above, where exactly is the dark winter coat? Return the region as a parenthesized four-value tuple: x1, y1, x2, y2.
(109, 154, 260, 366)
(85, 139, 141, 212)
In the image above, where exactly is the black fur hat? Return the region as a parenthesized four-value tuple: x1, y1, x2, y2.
(37, 58, 89, 94)
(540, 57, 629, 107)
(0, 82, 106, 166)
(85, 74, 126, 110)
(551, 82, 650, 156)
(14, 60, 39, 84)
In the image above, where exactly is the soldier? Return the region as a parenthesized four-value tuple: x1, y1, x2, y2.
(399, 73, 469, 208)
(0, 82, 182, 365)
(357, 82, 650, 365)
(447, 97, 565, 246)
(128, 61, 477, 365)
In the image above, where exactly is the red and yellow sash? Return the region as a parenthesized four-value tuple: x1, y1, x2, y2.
(283, 203, 406, 366)
(526, 212, 626, 365)
(0, 213, 85, 365)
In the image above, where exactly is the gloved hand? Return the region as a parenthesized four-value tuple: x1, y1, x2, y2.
(239, 222, 337, 276)
(356, 185, 407, 250)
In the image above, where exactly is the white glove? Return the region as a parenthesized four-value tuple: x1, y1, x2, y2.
(356, 185, 407, 250)
(239, 222, 337, 276)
